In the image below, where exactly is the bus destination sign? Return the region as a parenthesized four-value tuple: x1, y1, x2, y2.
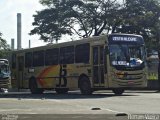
(108, 34, 144, 44)
(112, 36, 137, 42)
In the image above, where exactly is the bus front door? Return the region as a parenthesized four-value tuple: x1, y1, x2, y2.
(17, 56, 24, 89)
(92, 46, 104, 87)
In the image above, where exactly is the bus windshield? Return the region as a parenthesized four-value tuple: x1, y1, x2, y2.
(109, 44, 145, 68)
(0, 61, 10, 78)
(0, 64, 10, 73)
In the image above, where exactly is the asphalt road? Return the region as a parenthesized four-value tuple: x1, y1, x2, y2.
(0, 90, 159, 120)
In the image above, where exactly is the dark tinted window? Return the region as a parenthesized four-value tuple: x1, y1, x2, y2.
(93, 47, 98, 65)
(12, 54, 16, 69)
(45, 48, 59, 65)
(75, 43, 90, 63)
(25, 52, 32, 67)
(33, 50, 44, 67)
(18, 56, 24, 71)
(60, 46, 74, 64)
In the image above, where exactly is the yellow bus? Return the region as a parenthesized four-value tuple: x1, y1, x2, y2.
(11, 33, 147, 95)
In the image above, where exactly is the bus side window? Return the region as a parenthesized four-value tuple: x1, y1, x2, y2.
(12, 54, 16, 69)
(33, 50, 44, 67)
(93, 47, 98, 65)
(60, 46, 74, 64)
(25, 52, 32, 67)
(75, 43, 90, 63)
(45, 48, 59, 66)
(18, 57, 24, 71)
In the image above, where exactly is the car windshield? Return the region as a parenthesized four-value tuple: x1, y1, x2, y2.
(109, 44, 145, 67)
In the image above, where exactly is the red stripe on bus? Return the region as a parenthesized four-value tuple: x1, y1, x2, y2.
(37, 66, 56, 87)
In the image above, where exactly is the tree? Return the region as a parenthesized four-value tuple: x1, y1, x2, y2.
(30, 0, 121, 42)
(31, 0, 160, 50)
(114, 0, 160, 50)
(0, 32, 10, 58)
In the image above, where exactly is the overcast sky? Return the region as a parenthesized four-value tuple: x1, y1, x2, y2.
(0, 0, 47, 49)
(0, 0, 123, 49)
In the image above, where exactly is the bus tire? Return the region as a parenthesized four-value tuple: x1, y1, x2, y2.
(79, 76, 92, 95)
(112, 88, 124, 95)
(55, 88, 68, 94)
(29, 78, 44, 94)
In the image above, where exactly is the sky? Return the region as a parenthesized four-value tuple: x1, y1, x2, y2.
(0, 0, 47, 49)
(0, 0, 124, 49)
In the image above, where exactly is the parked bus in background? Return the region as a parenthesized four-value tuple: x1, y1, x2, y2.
(11, 33, 147, 95)
(0, 59, 11, 92)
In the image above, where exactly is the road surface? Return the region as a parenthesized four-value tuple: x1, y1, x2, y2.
(0, 90, 159, 120)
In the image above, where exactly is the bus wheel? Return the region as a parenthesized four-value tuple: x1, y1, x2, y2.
(55, 88, 68, 94)
(79, 76, 92, 95)
(112, 89, 124, 95)
(29, 78, 44, 94)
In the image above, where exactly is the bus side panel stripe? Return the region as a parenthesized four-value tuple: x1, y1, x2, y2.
(37, 65, 57, 87)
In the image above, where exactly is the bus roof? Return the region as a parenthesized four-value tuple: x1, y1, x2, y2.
(0, 59, 9, 62)
(12, 34, 108, 53)
(12, 33, 143, 53)
(0, 59, 9, 65)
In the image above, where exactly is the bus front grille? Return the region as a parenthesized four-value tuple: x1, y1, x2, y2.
(0, 79, 10, 88)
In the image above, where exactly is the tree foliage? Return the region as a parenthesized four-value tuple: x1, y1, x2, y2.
(115, 0, 160, 50)
(30, 0, 120, 42)
(31, 0, 160, 50)
(0, 32, 10, 58)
